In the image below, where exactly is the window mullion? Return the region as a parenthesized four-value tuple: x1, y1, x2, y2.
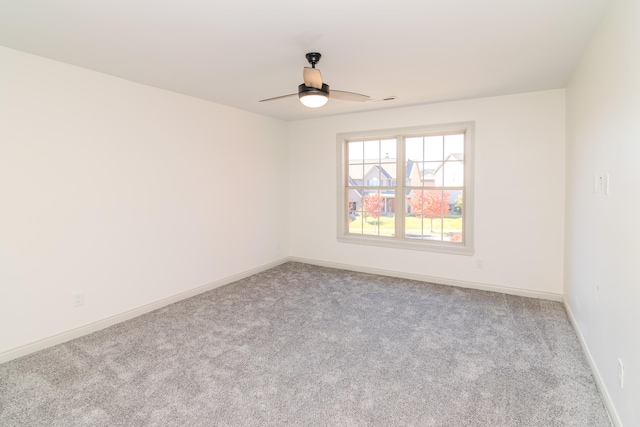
(396, 135, 405, 240)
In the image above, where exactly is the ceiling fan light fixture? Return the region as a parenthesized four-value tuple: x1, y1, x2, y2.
(298, 83, 329, 108)
(300, 94, 328, 108)
(259, 55, 369, 107)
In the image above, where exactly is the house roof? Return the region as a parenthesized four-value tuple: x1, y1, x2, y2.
(349, 157, 457, 182)
(349, 162, 399, 180)
(433, 153, 464, 173)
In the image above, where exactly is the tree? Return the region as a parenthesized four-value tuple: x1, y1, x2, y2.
(455, 192, 463, 214)
(363, 193, 384, 223)
(409, 190, 450, 232)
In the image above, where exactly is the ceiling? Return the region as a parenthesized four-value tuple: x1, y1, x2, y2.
(0, 0, 613, 121)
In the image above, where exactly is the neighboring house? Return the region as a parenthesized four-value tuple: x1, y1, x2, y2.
(422, 168, 436, 186)
(433, 153, 464, 186)
(348, 158, 437, 214)
(348, 177, 363, 213)
(405, 159, 423, 187)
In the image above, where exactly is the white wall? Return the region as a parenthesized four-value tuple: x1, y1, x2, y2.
(0, 46, 289, 355)
(565, 0, 640, 424)
(289, 90, 566, 298)
(1, 10, 634, 420)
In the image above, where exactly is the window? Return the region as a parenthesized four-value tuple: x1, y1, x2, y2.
(337, 122, 474, 255)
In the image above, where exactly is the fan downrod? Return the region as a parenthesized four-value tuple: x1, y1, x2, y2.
(305, 52, 321, 68)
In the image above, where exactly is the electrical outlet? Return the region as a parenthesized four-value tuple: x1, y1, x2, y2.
(73, 292, 84, 307)
(476, 258, 484, 269)
(618, 359, 624, 389)
(594, 174, 610, 194)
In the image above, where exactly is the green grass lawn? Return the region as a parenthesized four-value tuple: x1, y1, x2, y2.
(349, 214, 462, 237)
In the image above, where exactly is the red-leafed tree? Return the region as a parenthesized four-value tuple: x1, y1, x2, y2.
(363, 193, 384, 223)
(409, 190, 450, 232)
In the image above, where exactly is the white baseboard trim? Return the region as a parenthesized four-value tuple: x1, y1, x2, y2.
(289, 256, 563, 302)
(563, 300, 621, 427)
(0, 256, 562, 365)
(0, 257, 290, 365)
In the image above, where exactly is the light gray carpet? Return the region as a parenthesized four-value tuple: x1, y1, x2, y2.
(1, 262, 610, 426)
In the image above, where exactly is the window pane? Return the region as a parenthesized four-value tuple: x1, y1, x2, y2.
(361, 190, 395, 236)
(363, 140, 380, 161)
(348, 164, 363, 185)
(405, 190, 420, 238)
(348, 141, 363, 160)
(406, 137, 423, 161)
(405, 191, 444, 240)
(348, 190, 362, 218)
(379, 190, 395, 236)
(423, 162, 441, 187)
(405, 160, 420, 186)
(365, 167, 381, 186)
(408, 189, 448, 217)
(445, 189, 463, 243)
(348, 207, 364, 234)
(402, 217, 441, 241)
(379, 161, 396, 187)
(405, 219, 418, 238)
(444, 134, 464, 158)
(362, 190, 382, 233)
(443, 161, 464, 187)
(424, 135, 444, 161)
(422, 218, 444, 241)
(380, 139, 396, 161)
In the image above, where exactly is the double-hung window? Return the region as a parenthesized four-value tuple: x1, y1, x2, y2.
(337, 122, 474, 255)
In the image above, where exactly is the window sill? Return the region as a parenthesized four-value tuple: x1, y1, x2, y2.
(337, 235, 474, 255)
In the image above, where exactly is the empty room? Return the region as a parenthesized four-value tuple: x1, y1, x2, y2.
(0, 0, 638, 425)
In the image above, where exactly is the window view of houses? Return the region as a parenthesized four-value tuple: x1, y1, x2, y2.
(346, 134, 464, 243)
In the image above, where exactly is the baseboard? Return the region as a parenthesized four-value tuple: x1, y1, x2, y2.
(563, 300, 621, 427)
(289, 256, 563, 302)
(0, 257, 290, 365)
(0, 256, 562, 365)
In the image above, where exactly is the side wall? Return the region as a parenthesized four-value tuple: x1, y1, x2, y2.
(0, 47, 289, 357)
(289, 90, 566, 298)
(565, 0, 640, 425)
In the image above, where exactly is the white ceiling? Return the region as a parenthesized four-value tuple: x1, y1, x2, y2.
(0, 0, 612, 121)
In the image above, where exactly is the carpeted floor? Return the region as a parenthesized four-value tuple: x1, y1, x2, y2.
(0, 262, 610, 426)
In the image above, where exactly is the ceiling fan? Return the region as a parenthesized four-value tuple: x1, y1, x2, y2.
(259, 52, 370, 108)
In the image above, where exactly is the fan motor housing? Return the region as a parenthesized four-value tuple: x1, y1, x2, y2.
(298, 83, 330, 98)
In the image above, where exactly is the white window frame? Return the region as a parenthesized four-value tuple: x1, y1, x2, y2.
(336, 122, 475, 255)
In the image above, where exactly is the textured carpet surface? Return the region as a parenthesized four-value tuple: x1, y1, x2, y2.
(1, 262, 610, 426)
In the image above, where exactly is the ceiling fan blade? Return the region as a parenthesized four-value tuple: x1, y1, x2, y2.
(259, 93, 297, 102)
(303, 67, 323, 89)
(330, 90, 370, 102)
